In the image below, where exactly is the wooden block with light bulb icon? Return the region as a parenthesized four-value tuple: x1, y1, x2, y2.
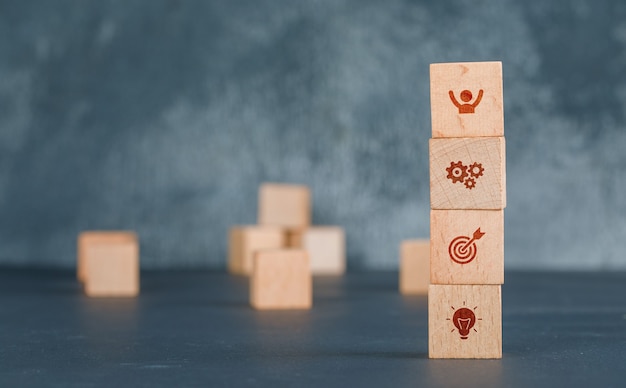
(430, 61, 503, 138)
(429, 284, 501, 359)
(430, 209, 503, 285)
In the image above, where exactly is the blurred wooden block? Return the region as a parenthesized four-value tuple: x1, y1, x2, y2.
(429, 284, 501, 359)
(258, 183, 311, 228)
(399, 239, 429, 295)
(430, 137, 506, 210)
(288, 226, 345, 275)
(228, 226, 286, 275)
(77, 231, 136, 283)
(430, 61, 503, 138)
(430, 209, 503, 285)
(80, 231, 139, 297)
(250, 249, 312, 310)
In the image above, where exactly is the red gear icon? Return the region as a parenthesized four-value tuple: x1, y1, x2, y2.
(446, 161, 468, 184)
(464, 177, 477, 190)
(468, 162, 484, 178)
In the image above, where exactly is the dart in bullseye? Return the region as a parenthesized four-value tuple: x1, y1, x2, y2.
(448, 228, 485, 265)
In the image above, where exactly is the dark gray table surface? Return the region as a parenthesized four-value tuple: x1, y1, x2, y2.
(1, 269, 625, 387)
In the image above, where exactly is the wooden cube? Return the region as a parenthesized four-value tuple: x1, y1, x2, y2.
(228, 226, 286, 275)
(399, 239, 429, 295)
(77, 231, 136, 283)
(288, 226, 345, 275)
(430, 209, 503, 285)
(430, 61, 503, 138)
(80, 231, 139, 297)
(250, 249, 312, 310)
(258, 183, 311, 228)
(430, 137, 506, 210)
(429, 284, 501, 359)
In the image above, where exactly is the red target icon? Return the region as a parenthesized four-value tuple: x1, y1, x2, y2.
(448, 228, 485, 264)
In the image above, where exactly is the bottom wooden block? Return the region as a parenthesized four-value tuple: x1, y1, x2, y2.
(399, 239, 429, 295)
(82, 231, 139, 297)
(228, 226, 286, 275)
(288, 226, 345, 275)
(250, 249, 312, 310)
(429, 284, 501, 359)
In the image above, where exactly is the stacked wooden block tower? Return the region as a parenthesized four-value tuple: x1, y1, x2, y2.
(229, 183, 346, 310)
(428, 62, 505, 358)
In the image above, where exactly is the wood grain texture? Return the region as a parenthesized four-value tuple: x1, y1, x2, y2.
(430, 61, 503, 138)
(288, 226, 345, 275)
(430, 137, 506, 210)
(228, 226, 286, 275)
(429, 284, 501, 359)
(250, 249, 312, 310)
(399, 239, 429, 295)
(258, 183, 311, 228)
(82, 232, 139, 297)
(77, 231, 137, 283)
(430, 209, 503, 285)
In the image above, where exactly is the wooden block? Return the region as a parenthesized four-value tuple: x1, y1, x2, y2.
(228, 226, 286, 275)
(81, 231, 139, 297)
(258, 183, 311, 228)
(250, 249, 312, 310)
(430, 209, 503, 285)
(399, 239, 429, 295)
(430, 137, 506, 210)
(430, 61, 503, 138)
(287, 226, 345, 275)
(77, 231, 136, 283)
(429, 284, 501, 359)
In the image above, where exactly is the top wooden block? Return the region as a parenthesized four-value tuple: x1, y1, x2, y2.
(258, 183, 311, 228)
(430, 61, 503, 138)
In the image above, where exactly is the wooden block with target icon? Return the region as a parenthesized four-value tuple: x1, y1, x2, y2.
(429, 284, 502, 359)
(430, 209, 503, 285)
(430, 61, 503, 138)
(430, 137, 506, 210)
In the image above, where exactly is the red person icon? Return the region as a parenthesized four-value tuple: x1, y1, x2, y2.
(449, 89, 484, 114)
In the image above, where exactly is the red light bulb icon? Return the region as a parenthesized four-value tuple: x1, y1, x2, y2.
(452, 307, 476, 340)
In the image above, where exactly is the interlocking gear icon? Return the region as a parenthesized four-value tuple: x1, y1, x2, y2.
(445, 161, 484, 190)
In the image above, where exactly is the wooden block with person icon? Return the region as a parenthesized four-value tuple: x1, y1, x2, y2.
(430, 61, 504, 138)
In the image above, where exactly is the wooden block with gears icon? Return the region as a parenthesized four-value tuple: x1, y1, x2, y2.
(258, 183, 311, 229)
(430, 137, 506, 210)
(430, 61, 503, 138)
(429, 284, 502, 359)
(399, 239, 430, 295)
(250, 249, 312, 310)
(430, 209, 503, 285)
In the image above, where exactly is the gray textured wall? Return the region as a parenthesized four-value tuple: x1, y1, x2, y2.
(0, 0, 625, 270)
